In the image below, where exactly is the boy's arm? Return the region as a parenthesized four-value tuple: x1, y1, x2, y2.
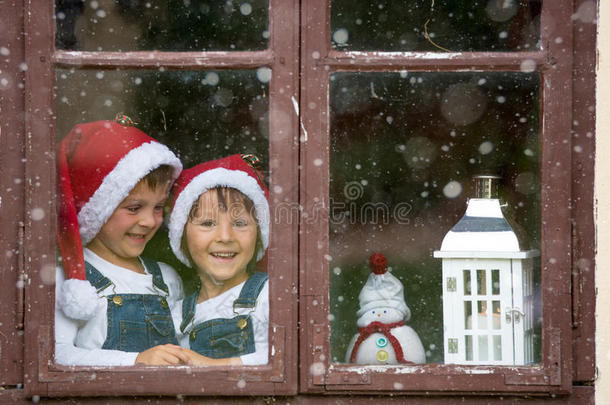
(54, 299, 140, 366)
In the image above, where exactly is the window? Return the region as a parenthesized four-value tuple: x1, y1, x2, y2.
(299, 0, 594, 395)
(22, 0, 298, 396)
(2, 0, 595, 400)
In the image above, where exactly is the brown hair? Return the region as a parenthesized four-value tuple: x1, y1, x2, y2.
(142, 164, 174, 191)
(181, 187, 263, 275)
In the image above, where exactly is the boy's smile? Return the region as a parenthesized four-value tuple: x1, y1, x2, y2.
(86, 181, 169, 272)
(184, 190, 257, 297)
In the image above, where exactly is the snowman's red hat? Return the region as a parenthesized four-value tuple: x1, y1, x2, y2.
(356, 253, 411, 321)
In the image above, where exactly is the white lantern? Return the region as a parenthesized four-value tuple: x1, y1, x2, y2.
(433, 176, 539, 366)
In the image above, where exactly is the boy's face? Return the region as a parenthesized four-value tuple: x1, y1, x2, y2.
(87, 181, 168, 268)
(184, 190, 257, 287)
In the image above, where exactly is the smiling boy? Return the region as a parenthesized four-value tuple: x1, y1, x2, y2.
(55, 118, 188, 366)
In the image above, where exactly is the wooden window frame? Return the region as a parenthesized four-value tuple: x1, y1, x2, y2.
(299, 0, 595, 396)
(22, 0, 299, 397)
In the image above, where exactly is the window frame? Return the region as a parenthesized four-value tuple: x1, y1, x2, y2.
(299, 0, 584, 395)
(22, 0, 300, 397)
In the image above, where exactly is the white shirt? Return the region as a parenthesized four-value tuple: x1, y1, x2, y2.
(54, 249, 184, 366)
(179, 279, 269, 365)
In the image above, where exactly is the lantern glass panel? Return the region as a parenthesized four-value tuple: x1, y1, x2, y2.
(464, 301, 472, 330)
(478, 335, 488, 360)
(465, 335, 473, 361)
(492, 269, 500, 294)
(492, 301, 501, 329)
(464, 270, 472, 296)
(477, 301, 488, 329)
(493, 335, 502, 360)
(477, 269, 487, 295)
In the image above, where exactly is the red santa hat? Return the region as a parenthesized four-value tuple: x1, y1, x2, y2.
(356, 253, 411, 321)
(168, 154, 269, 267)
(57, 117, 182, 320)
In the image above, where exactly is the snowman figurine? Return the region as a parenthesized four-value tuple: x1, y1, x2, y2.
(345, 253, 426, 365)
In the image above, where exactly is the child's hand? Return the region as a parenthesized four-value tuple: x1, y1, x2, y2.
(135, 344, 190, 365)
(182, 349, 242, 366)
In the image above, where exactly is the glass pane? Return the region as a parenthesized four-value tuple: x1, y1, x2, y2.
(54, 68, 270, 367)
(493, 335, 502, 361)
(477, 269, 487, 295)
(492, 300, 501, 329)
(478, 335, 488, 361)
(331, 0, 541, 52)
(329, 71, 541, 365)
(492, 268, 500, 294)
(465, 335, 473, 361)
(55, 68, 269, 267)
(464, 300, 472, 330)
(477, 301, 488, 329)
(463, 269, 471, 295)
(55, 0, 269, 51)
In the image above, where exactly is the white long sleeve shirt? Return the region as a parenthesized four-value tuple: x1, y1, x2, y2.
(179, 279, 269, 365)
(54, 249, 184, 366)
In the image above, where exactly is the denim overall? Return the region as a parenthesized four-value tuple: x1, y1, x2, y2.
(85, 258, 179, 352)
(180, 272, 268, 359)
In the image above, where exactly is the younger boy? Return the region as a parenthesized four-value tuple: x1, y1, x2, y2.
(55, 118, 188, 366)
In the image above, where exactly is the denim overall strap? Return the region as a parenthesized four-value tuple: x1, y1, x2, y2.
(84, 261, 113, 293)
(141, 257, 169, 295)
(233, 272, 268, 309)
(187, 272, 268, 359)
(180, 287, 199, 333)
(84, 259, 179, 352)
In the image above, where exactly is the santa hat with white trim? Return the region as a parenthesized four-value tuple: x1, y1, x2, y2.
(57, 117, 182, 320)
(168, 154, 269, 267)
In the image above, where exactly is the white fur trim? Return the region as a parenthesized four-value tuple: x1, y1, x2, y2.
(168, 167, 270, 266)
(59, 278, 103, 321)
(78, 142, 182, 245)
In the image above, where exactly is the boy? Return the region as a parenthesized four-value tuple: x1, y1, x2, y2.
(55, 118, 188, 366)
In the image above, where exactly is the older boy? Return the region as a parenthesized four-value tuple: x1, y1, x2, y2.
(55, 118, 188, 366)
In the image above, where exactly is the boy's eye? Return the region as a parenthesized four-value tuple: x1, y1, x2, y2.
(126, 206, 140, 213)
(234, 219, 248, 227)
(200, 220, 215, 227)
(154, 204, 164, 212)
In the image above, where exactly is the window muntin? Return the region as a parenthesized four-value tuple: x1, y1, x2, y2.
(328, 71, 541, 365)
(330, 0, 541, 52)
(55, 0, 270, 51)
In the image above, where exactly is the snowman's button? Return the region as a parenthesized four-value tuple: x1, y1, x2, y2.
(376, 350, 389, 362)
(376, 337, 388, 348)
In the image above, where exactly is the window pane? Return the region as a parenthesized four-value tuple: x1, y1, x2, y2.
(331, 0, 540, 52)
(55, 0, 269, 51)
(329, 71, 540, 365)
(55, 68, 269, 267)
